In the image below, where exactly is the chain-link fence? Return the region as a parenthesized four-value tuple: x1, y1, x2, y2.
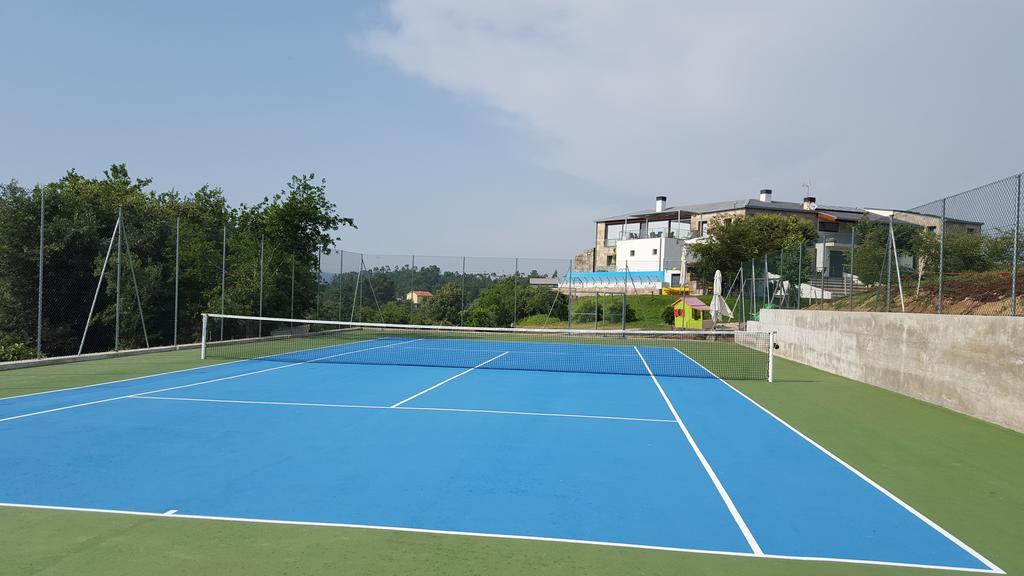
(1, 194, 608, 361)
(730, 172, 1022, 320)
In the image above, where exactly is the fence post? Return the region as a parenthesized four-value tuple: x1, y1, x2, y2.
(885, 221, 892, 313)
(938, 199, 945, 314)
(173, 216, 180, 347)
(1013, 174, 1021, 316)
(36, 189, 45, 358)
(621, 265, 628, 332)
(290, 254, 295, 318)
(258, 235, 264, 336)
(797, 243, 803, 309)
(513, 257, 519, 327)
(461, 256, 467, 326)
(849, 227, 856, 312)
(339, 250, 345, 321)
(115, 207, 122, 350)
(220, 223, 226, 340)
(567, 260, 573, 330)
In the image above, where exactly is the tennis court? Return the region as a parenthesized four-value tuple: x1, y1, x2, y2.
(0, 315, 1002, 574)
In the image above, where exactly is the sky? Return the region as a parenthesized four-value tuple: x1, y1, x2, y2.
(2, 0, 1022, 259)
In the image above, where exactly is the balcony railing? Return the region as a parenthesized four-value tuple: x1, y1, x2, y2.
(603, 231, 699, 247)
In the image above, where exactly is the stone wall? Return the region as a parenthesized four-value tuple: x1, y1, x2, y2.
(749, 309, 1024, 432)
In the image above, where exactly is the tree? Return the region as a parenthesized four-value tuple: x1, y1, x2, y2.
(423, 282, 464, 325)
(690, 215, 817, 282)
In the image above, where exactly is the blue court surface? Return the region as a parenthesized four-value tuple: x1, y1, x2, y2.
(0, 337, 1001, 573)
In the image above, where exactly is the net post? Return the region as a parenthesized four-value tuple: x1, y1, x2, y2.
(200, 313, 208, 359)
(768, 331, 775, 383)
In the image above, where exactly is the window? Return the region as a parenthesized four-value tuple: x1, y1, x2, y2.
(818, 221, 839, 232)
(652, 248, 658, 255)
(629, 249, 635, 256)
(606, 255, 615, 266)
(691, 309, 700, 320)
(699, 221, 708, 236)
(647, 220, 670, 238)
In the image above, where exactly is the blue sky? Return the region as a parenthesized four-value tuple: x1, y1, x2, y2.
(2, 1, 1023, 259)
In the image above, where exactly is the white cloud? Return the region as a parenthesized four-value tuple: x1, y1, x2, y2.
(360, 0, 1024, 209)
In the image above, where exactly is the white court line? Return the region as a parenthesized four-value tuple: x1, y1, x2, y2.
(0, 336, 391, 403)
(390, 351, 510, 408)
(133, 395, 676, 424)
(0, 339, 420, 425)
(633, 346, 763, 556)
(0, 502, 1000, 574)
(672, 348, 1004, 574)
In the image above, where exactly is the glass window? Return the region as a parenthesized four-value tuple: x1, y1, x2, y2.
(629, 249, 635, 256)
(647, 220, 669, 238)
(624, 222, 641, 239)
(652, 248, 658, 255)
(669, 221, 691, 238)
(819, 221, 839, 232)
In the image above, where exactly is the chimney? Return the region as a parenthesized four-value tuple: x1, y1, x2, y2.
(759, 189, 772, 202)
(655, 196, 666, 212)
(802, 196, 817, 210)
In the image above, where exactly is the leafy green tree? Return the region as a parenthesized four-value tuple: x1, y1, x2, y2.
(423, 282, 464, 325)
(690, 215, 817, 282)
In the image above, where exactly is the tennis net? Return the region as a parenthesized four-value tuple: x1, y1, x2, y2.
(201, 313, 775, 381)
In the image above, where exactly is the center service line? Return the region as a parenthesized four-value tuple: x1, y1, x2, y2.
(391, 351, 510, 408)
(633, 346, 764, 556)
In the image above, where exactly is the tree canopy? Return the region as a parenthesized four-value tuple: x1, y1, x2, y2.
(689, 214, 817, 282)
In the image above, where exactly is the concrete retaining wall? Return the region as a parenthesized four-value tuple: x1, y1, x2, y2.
(749, 310, 1024, 432)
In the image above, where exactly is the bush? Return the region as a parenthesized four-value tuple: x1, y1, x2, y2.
(661, 304, 675, 326)
(0, 341, 35, 362)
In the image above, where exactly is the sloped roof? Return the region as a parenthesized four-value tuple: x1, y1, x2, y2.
(596, 198, 867, 223)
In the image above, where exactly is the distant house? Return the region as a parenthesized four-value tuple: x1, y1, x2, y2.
(405, 291, 433, 305)
(576, 190, 976, 294)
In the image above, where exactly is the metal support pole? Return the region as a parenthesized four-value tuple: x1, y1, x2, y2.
(461, 256, 467, 326)
(121, 220, 149, 348)
(850, 227, 856, 312)
(567, 260, 573, 330)
(409, 255, 415, 304)
(173, 216, 179, 346)
(768, 331, 775, 383)
(512, 257, 519, 327)
(315, 251, 321, 320)
(764, 254, 769, 304)
(79, 213, 120, 355)
(885, 221, 893, 313)
(890, 217, 906, 313)
(938, 199, 945, 314)
(1013, 174, 1021, 316)
(220, 224, 226, 340)
(290, 254, 295, 318)
(258, 235, 264, 336)
(751, 259, 756, 313)
(339, 250, 345, 321)
(797, 243, 803, 309)
(116, 208, 122, 351)
(739, 268, 746, 325)
(350, 255, 362, 323)
(36, 189, 44, 358)
(621, 265, 627, 332)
